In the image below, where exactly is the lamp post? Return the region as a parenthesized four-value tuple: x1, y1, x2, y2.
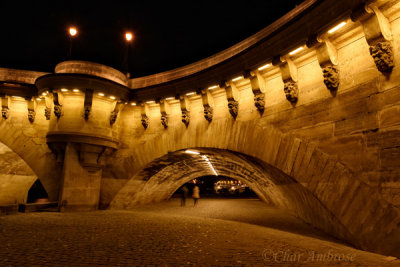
(68, 26, 78, 59)
(123, 32, 133, 77)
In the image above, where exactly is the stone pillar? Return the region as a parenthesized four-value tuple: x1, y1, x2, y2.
(35, 60, 129, 212)
(59, 143, 103, 211)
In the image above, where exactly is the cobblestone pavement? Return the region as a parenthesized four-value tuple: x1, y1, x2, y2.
(0, 198, 398, 266)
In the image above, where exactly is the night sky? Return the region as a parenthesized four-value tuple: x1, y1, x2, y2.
(1, 1, 304, 78)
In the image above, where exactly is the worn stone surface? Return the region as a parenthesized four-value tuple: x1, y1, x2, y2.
(0, 0, 400, 259)
(0, 199, 397, 266)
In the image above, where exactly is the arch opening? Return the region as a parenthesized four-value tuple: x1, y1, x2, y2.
(27, 179, 49, 203)
(109, 147, 353, 249)
(0, 141, 38, 205)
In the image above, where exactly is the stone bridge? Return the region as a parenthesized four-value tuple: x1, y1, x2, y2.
(0, 0, 399, 258)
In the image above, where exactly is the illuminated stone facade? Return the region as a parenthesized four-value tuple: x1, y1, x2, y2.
(0, 0, 399, 258)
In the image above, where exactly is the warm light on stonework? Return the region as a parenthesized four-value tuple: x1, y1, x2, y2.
(185, 150, 200, 155)
(109, 96, 116, 100)
(98, 92, 105, 96)
(61, 88, 68, 92)
(186, 92, 195, 96)
(42, 92, 47, 96)
(36, 98, 41, 101)
(166, 97, 174, 100)
(328, 21, 346, 34)
(69, 27, 78, 37)
(258, 63, 271, 71)
(146, 100, 154, 104)
(208, 85, 218, 90)
(232, 76, 243, 82)
(289, 46, 304, 55)
(130, 102, 136, 106)
(73, 89, 80, 92)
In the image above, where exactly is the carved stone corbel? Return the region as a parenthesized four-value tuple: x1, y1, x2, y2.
(83, 89, 93, 120)
(308, 36, 340, 91)
(1, 96, 10, 119)
(140, 102, 149, 129)
(43, 95, 52, 120)
(78, 143, 107, 172)
(243, 70, 266, 112)
(198, 89, 214, 122)
(273, 56, 298, 104)
(178, 95, 190, 127)
(53, 92, 63, 119)
(220, 81, 239, 119)
(110, 102, 124, 126)
(159, 99, 169, 129)
(26, 98, 36, 123)
(351, 3, 394, 73)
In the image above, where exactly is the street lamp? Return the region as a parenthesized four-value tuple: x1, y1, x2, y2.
(68, 26, 78, 59)
(123, 31, 134, 77)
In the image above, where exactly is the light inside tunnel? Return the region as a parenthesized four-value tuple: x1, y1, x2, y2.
(202, 155, 218, 176)
(184, 150, 200, 155)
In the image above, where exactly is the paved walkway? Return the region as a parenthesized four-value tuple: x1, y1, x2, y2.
(0, 198, 398, 266)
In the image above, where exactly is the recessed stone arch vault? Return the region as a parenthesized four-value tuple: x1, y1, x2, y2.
(107, 118, 400, 257)
(0, 141, 38, 204)
(0, 119, 60, 201)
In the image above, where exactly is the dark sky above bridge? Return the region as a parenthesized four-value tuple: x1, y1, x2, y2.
(1, 0, 304, 78)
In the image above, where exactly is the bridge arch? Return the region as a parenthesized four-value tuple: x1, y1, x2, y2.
(108, 118, 400, 257)
(0, 118, 59, 201)
(0, 141, 38, 204)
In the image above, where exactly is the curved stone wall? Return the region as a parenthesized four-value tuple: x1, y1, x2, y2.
(0, 142, 37, 204)
(0, 0, 398, 258)
(0, 98, 60, 201)
(104, 111, 399, 256)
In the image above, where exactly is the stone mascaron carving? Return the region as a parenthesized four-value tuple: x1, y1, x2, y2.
(141, 114, 149, 129)
(322, 65, 339, 91)
(369, 41, 394, 73)
(204, 105, 213, 122)
(1, 107, 9, 119)
(28, 110, 36, 123)
(228, 99, 238, 118)
(44, 107, 51, 120)
(161, 113, 168, 128)
(283, 80, 298, 103)
(84, 105, 91, 120)
(182, 110, 190, 126)
(110, 111, 118, 125)
(254, 92, 265, 112)
(54, 104, 62, 119)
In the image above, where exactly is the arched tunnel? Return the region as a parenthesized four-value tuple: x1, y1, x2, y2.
(110, 148, 355, 249)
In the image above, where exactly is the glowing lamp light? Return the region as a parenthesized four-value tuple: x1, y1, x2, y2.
(328, 21, 347, 34)
(130, 102, 136, 106)
(186, 92, 195, 96)
(109, 96, 116, 100)
(98, 92, 105, 96)
(69, 27, 78, 37)
(232, 76, 243, 82)
(42, 92, 47, 96)
(165, 97, 174, 100)
(125, 32, 133, 41)
(185, 150, 200, 155)
(73, 89, 80, 92)
(61, 88, 68, 92)
(146, 100, 155, 104)
(258, 63, 271, 71)
(36, 98, 42, 101)
(208, 85, 218, 90)
(289, 46, 304, 55)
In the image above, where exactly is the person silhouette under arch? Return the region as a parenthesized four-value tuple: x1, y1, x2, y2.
(192, 185, 200, 206)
